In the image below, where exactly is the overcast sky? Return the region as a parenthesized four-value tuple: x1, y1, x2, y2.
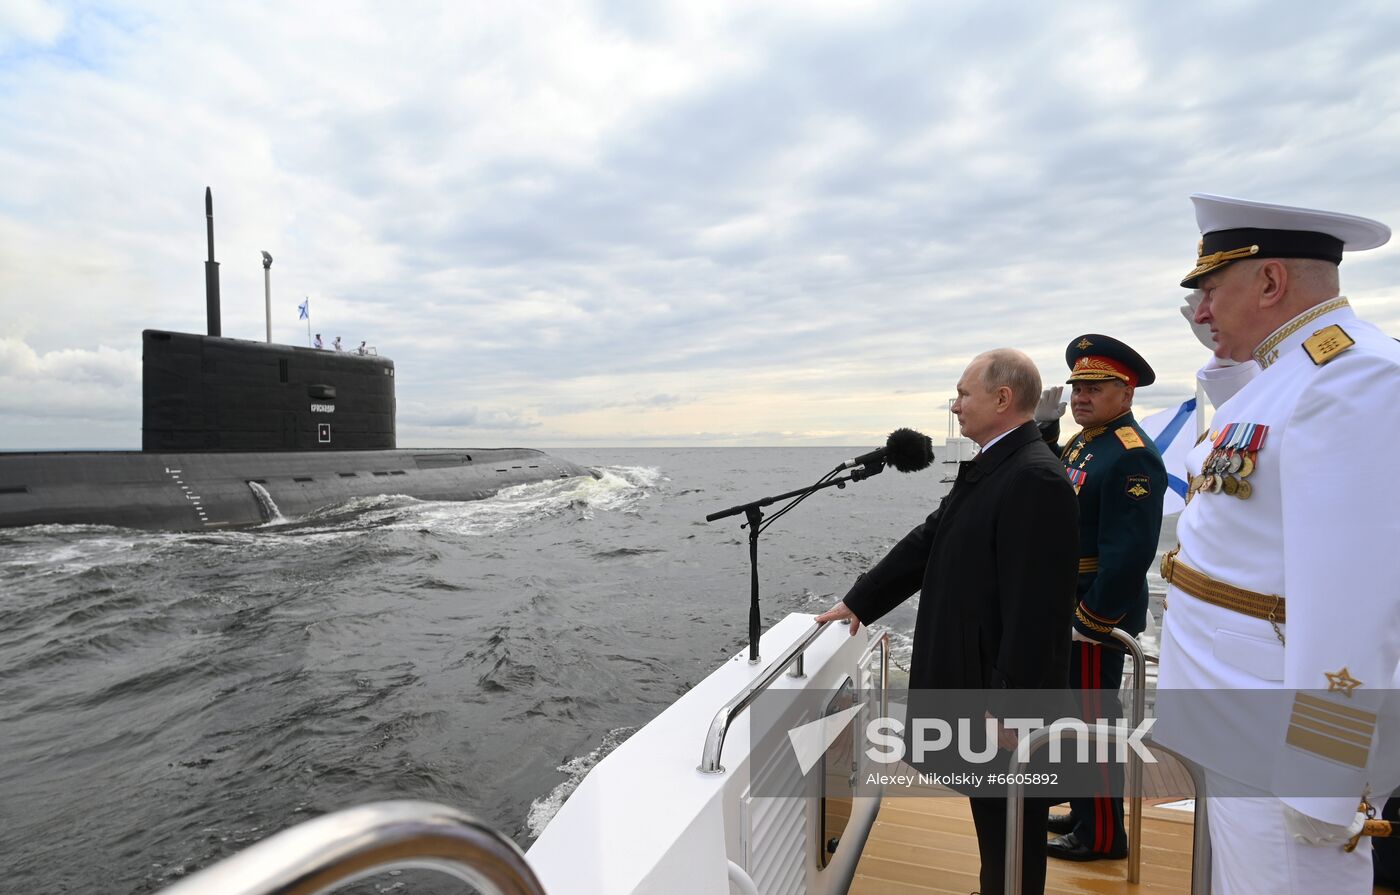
(3, 1, 1398, 449)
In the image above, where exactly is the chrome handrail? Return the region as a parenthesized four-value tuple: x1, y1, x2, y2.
(858, 629, 891, 724)
(699, 619, 879, 775)
(1006, 629, 1151, 883)
(156, 800, 548, 895)
(1000, 626, 1212, 895)
(1003, 730, 1210, 894)
(1108, 627, 1147, 884)
(1147, 738, 1211, 890)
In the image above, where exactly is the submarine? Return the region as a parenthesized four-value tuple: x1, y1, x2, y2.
(0, 190, 596, 531)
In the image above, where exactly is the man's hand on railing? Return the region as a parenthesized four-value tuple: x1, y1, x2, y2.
(815, 601, 861, 636)
(985, 711, 1021, 752)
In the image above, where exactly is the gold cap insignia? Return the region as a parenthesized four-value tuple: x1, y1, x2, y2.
(1076, 338, 1093, 350)
(1181, 244, 1260, 287)
(1067, 356, 1131, 383)
(1325, 667, 1363, 697)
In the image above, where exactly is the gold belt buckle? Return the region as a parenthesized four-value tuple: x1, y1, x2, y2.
(1161, 545, 1180, 582)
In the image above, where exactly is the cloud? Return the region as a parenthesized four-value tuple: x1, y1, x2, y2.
(2, 1, 1400, 447)
(0, 0, 66, 51)
(401, 404, 542, 431)
(0, 337, 140, 425)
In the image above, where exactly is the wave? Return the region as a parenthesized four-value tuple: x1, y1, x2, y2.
(243, 464, 668, 538)
(350, 465, 668, 536)
(524, 725, 636, 840)
(0, 466, 669, 557)
(0, 528, 178, 576)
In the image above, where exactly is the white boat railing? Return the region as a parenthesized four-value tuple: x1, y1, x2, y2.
(698, 620, 888, 775)
(155, 800, 548, 895)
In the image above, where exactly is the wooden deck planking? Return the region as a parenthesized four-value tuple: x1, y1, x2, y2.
(852, 794, 1391, 894)
(1140, 748, 1196, 801)
(852, 795, 1189, 895)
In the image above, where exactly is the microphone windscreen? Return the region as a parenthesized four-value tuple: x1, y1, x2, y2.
(886, 427, 934, 472)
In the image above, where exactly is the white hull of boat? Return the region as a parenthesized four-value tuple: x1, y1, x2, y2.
(527, 613, 885, 894)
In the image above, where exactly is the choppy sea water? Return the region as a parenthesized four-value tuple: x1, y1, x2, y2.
(0, 446, 1168, 892)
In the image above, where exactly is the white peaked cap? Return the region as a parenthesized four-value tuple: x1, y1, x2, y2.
(1191, 193, 1390, 249)
(1181, 194, 1390, 287)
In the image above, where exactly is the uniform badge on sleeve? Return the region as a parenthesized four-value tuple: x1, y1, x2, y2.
(1325, 667, 1363, 696)
(1124, 474, 1151, 501)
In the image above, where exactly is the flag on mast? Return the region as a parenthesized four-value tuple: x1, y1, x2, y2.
(299, 298, 312, 346)
(1140, 397, 1198, 517)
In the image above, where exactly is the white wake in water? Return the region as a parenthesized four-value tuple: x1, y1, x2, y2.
(247, 481, 287, 525)
(363, 465, 667, 536)
(524, 725, 636, 840)
(2, 467, 666, 546)
(0, 528, 175, 575)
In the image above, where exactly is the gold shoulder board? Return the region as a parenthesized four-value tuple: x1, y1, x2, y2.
(1303, 324, 1355, 366)
(1115, 426, 1145, 450)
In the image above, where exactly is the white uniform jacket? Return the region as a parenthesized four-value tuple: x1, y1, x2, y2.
(1156, 298, 1400, 825)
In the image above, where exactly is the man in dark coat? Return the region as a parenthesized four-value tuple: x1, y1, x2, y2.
(1038, 335, 1167, 862)
(817, 348, 1080, 895)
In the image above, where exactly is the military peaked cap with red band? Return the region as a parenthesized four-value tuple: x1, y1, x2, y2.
(1180, 194, 1390, 288)
(1065, 334, 1155, 388)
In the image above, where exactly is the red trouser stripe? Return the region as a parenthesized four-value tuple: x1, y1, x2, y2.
(1077, 642, 1101, 851)
(1075, 642, 1120, 855)
(1095, 644, 1113, 853)
(1093, 644, 1107, 852)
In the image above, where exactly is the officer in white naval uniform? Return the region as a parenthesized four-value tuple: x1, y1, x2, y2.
(1154, 194, 1400, 895)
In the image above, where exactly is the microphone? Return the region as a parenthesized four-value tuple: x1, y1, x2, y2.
(839, 427, 935, 473)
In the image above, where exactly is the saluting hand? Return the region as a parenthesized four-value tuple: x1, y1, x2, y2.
(1181, 289, 1238, 366)
(815, 601, 861, 636)
(1034, 386, 1066, 423)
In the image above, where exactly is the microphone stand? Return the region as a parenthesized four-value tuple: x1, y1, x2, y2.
(706, 463, 884, 663)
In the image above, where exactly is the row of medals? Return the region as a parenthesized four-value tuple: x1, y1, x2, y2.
(1189, 448, 1255, 500)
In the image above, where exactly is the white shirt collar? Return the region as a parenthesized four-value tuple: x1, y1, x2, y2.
(979, 423, 1021, 452)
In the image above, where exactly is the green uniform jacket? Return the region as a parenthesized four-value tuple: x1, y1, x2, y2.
(1053, 411, 1166, 642)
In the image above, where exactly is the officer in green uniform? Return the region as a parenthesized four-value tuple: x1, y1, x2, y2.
(1042, 334, 1167, 862)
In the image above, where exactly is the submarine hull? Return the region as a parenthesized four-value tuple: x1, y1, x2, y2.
(5, 193, 602, 532)
(0, 448, 595, 531)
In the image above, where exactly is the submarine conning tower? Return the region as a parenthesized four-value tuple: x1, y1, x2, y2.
(142, 188, 396, 452)
(142, 332, 397, 452)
